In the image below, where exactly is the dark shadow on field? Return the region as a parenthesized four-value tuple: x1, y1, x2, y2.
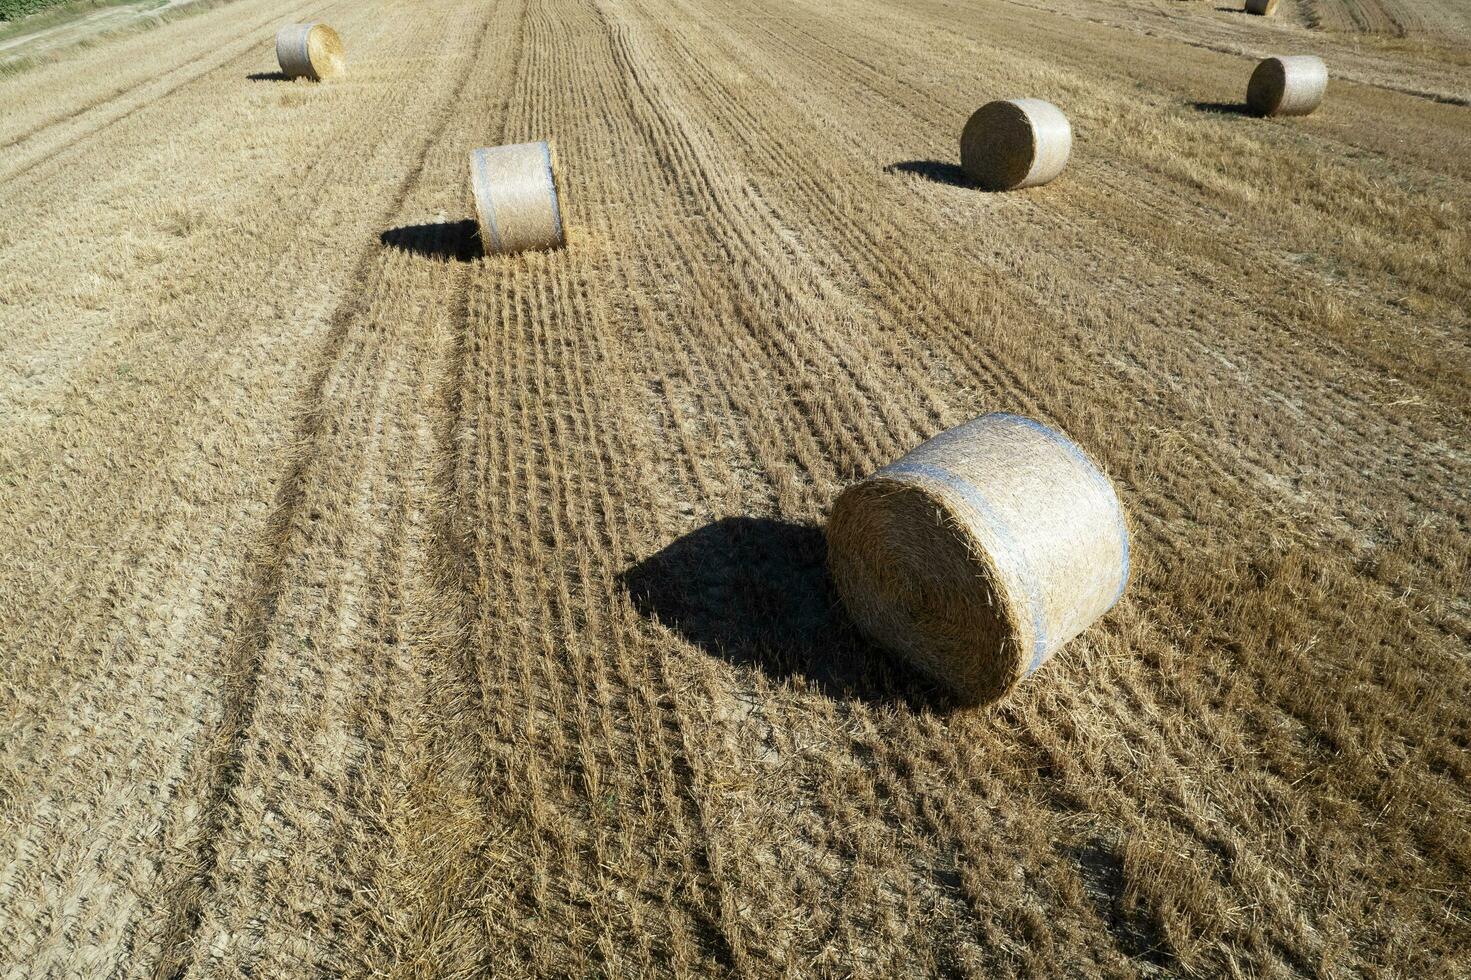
(1191, 100, 1253, 116)
(885, 159, 974, 188)
(1067, 839, 1179, 971)
(247, 71, 291, 81)
(619, 517, 951, 710)
(379, 220, 481, 262)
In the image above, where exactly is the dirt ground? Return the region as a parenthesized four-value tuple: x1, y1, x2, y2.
(0, 0, 1467, 975)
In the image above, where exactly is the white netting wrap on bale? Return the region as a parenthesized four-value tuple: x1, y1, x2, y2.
(960, 98, 1072, 191)
(275, 23, 345, 81)
(827, 413, 1130, 705)
(1247, 56, 1327, 117)
(469, 141, 565, 255)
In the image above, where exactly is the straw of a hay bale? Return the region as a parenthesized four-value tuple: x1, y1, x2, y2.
(960, 98, 1072, 191)
(826, 412, 1130, 705)
(1244, 0, 1279, 16)
(275, 23, 346, 81)
(1247, 55, 1328, 117)
(469, 141, 565, 255)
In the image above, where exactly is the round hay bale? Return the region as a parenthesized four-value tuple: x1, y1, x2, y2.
(469, 141, 565, 255)
(1247, 55, 1327, 116)
(960, 98, 1072, 191)
(826, 412, 1130, 705)
(1244, 0, 1279, 16)
(275, 23, 345, 81)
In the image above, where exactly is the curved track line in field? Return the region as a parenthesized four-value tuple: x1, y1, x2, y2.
(439, 2, 878, 967)
(0, 0, 489, 962)
(0, 0, 426, 666)
(596, 0, 963, 489)
(533, 4, 795, 965)
(453, 2, 999, 969)
(143, 11, 498, 973)
(353, 3, 529, 970)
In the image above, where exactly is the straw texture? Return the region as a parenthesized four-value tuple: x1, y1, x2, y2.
(469, 141, 565, 255)
(960, 99, 1072, 191)
(275, 23, 345, 81)
(827, 413, 1130, 705)
(1244, 0, 1280, 16)
(1247, 55, 1328, 116)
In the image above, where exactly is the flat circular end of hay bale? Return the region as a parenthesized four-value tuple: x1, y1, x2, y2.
(960, 98, 1072, 191)
(306, 24, 346, 79)
(1247, 55, 1327, 117)
(276, 23, 346, 81)
(828, 478, 1027, 703)
(469, 141, 566, 255)
(826, 413, 1130, 706)
(1246, 58, 1286, 116)
(1244, 0, 1279, 16)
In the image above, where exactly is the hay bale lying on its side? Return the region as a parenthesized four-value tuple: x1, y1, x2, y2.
(469, 141, 565, 255)
(826, 413, 1130, 705)
(1247, 55, 1327, 116)
(1244, 0, 1279, 16)
(276, 23, 346, 81)
(960, 99, 1072, 191)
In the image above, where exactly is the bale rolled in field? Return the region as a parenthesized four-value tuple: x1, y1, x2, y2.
(275, 23, 346, 81)
(827, 412, 1130, 705)
(1244, 0, 1279, 16)
(1247, 56, 1328, 117)
(960, 98, 1072, 191)
(469, 141, 565, 255)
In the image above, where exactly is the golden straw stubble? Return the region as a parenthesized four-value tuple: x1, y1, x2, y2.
(827, 413, 1130, 705)
(1247, 55, 1328, 117)
(960, 98, 1072, 191)
(469, 141, 566, 255)
(275, 23, 346, 81)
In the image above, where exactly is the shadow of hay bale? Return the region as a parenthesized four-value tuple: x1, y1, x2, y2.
(1191, 101, 1253, 116)
(884, 159, 974, 188)
(379, 220, 481, 262)
(619, 516, 950, 709)
(246, 71, 291, 82)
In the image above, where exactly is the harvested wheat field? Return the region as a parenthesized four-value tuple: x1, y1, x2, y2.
(1, 0, 1468, 974)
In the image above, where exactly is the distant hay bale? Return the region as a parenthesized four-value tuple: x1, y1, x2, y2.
(960, 99, 1072, 191)
(275, 23, 345, 81)
(469, 141, 565, 255)
(1244, 0, 1279, 15)
(826, 412, 1130, 705)
(1247, 55, 1328, 116)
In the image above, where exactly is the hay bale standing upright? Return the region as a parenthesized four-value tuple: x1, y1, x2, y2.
(469, 141, 565, 255)
(826, 413, 1130, 705)
(276, 23, 346, 81)
(1247, 55, 1328, 116)
(1244, 0, 1279, 16)
(960, 98, 1072, 191)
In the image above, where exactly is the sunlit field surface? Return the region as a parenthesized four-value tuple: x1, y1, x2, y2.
(1, 0, 1467, 974)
